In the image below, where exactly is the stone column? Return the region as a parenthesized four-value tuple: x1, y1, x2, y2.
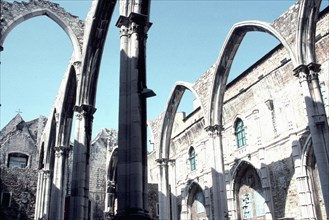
(258, 147, 274, 219)
(69, 104, 96, 220)
(180, 188, 188, 220)
(169, 160, 178, 220)
(205, 125, 228, 220)
(34, 170, 44, 220)
(294, 64, 329, 214)
(114, 4, 153, 218)
(43, 170, 52, 219)
(50, 146, 69, 220)
(156, 158, 170, 220)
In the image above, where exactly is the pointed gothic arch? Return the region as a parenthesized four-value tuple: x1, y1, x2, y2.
(208, 20, 297, 127)
(105, 146, 118, 218)
(300, 135, 328, 219)
(158, 81, 206, 160)
(231, 160, 268, 220)
(181, 180, 207, 220)
(0, 0, 84, 60)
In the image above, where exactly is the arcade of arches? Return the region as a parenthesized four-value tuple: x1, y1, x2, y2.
(0, 0, 328, 220)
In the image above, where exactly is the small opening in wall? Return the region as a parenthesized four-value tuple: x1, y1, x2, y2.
(156, 203, 159, 216)
(7, 153, 29, 168)
(1, 192, 11, 207)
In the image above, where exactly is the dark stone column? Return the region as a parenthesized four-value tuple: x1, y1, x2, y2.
(70, 104, 96, 220)
(114, 2, 154, 219)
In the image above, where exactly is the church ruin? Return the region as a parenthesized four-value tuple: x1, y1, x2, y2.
(0, 0, 328, 219)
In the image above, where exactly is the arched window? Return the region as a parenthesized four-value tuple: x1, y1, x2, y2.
(7, 153, 28, 168)
(189, 147, 196, 171)
(235, 119, 246, 148)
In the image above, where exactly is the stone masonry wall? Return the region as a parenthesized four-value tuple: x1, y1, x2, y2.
(0, 167, 38, 220)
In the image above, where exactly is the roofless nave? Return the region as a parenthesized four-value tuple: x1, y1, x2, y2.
(0, 0, 328, 219)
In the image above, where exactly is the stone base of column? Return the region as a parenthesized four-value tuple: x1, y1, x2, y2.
(114, 209, 152, 220)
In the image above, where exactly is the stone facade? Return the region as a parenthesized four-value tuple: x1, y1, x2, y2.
(0, 114, 46, 219)
(148, 4, 329, 220)
(1, 0, 328, 220)
(0, 116, 160, 219)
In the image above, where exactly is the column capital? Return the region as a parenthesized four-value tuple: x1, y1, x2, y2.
(54, 146, 69, 157)
(74, 104, 96, 120)
(116, 13, 152, 36)
(293, 64, 309, 83)
(205, 124, 223, 137)
(128, 12, 152, 32)
(307, 62, 321, 72)
(293, 64, 308, 76)
(156, 158, 175, 166)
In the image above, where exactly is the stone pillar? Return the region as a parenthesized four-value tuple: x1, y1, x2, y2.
(294, 64, 329, 215)
(34, 170, 44, 220)
(169, 160, 178, 220)
(114, 1, 153, 218)
(180, 188, 188, 220)
(156, 158, 170, 220)
(43, 170, 52, 219)
(50, 146, 69, 220)
(258, 147, 274, 219)
(69, 104, 96, 220)
(225, 165, 235, 220)
(205, 125, 228, 220)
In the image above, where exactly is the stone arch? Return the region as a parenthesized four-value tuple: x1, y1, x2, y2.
(181, 180, 207, 220)
(300, 135, 327, 219)
(208, 21, 297, 127)
(296, 0, 322, 64)
(43, 110, 57, 171)
(55, 65, 77, 147)
(158, 81, 206, 160)
(105, 146, 118, 218)
(0, 0, 84, 61)
(231, 160, 268, 219)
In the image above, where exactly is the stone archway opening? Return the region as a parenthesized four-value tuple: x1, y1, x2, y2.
(1, 16, 72, 126)
(233, 163, 267, 220)
(186, 182, 206, 220)
(304, 144, 327, 220)
(105, 147, 118, 219)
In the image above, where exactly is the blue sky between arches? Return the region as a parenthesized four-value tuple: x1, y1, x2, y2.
(1, 0, 328, 139)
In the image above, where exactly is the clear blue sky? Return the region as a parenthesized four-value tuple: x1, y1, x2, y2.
(1, 0, 328, 138)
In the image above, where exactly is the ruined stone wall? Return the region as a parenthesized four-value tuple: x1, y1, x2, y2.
(0, 167, 38, 219)
(0, 115, 45, 219)
(147, 4, 329, 220)
(221, 8, 329, 218)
